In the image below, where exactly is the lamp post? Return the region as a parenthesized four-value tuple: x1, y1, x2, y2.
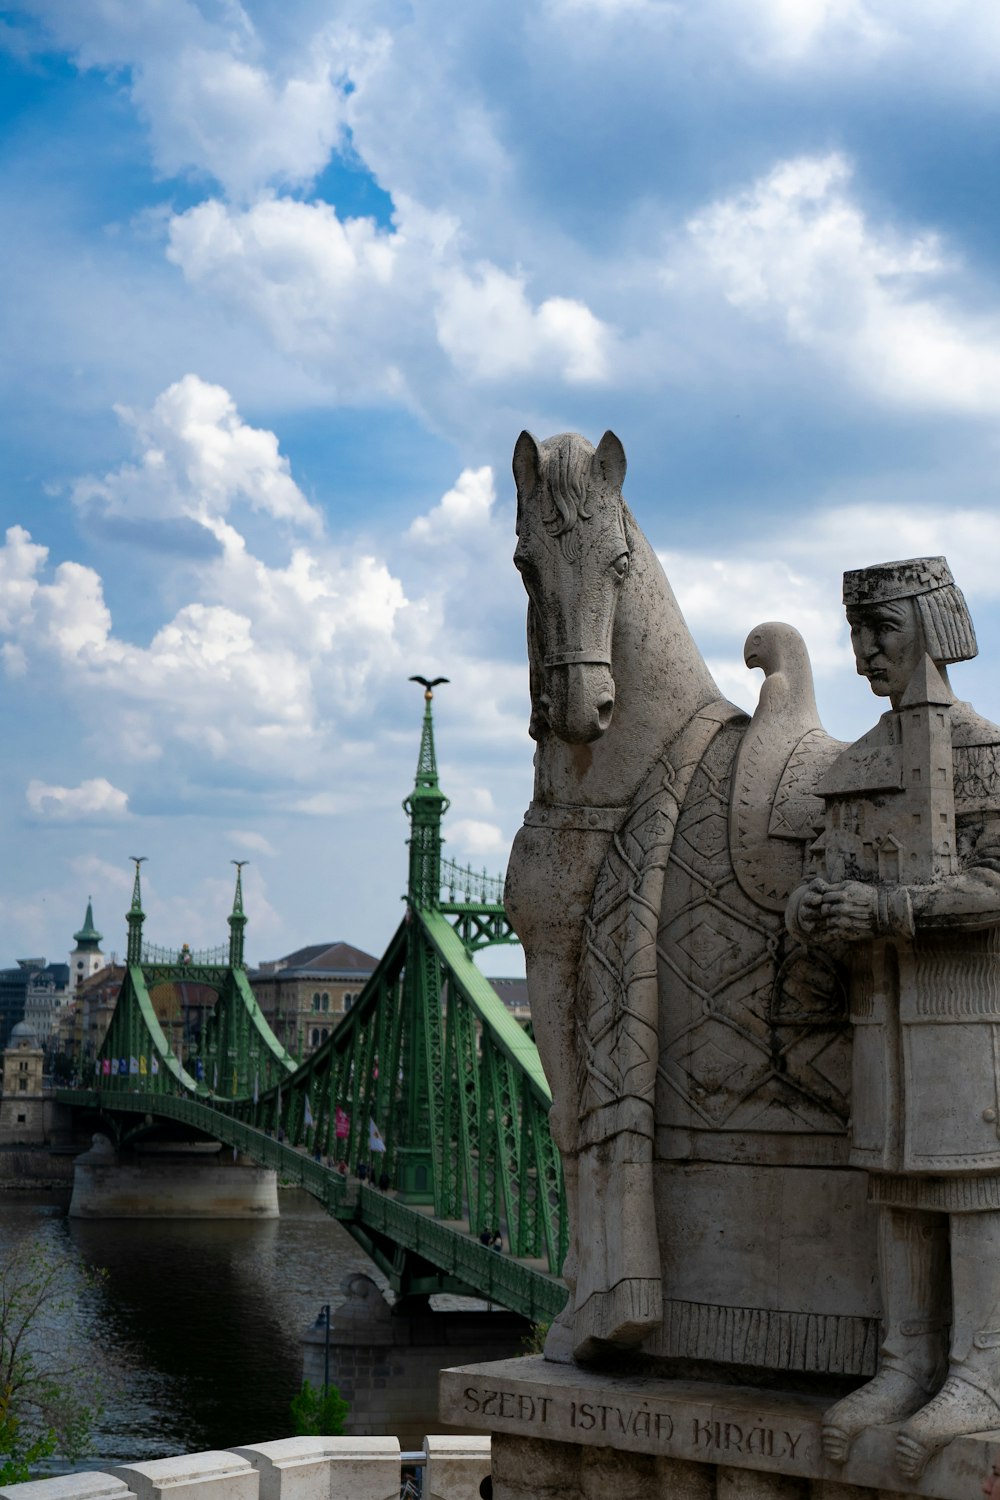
(316, 1303, 331, 1392)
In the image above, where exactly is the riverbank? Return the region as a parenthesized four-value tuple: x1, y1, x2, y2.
(0, 1145, 77, 1189)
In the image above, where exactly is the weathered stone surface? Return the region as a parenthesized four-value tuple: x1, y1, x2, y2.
(490, 1433, 580, 1499)
(422, 1435, 491, 1500)
(111, 1451, 257, 1500)
(784, 558, 1000, 1475)
(717, 1466, 808, 1500)
(442, 1357, 1000, 1499)
(0, 1478, 134, 1500)
(651, 1456, 715, 1500)
(71, 1145, 278, 1219)
(581, 1445, 657, 1499)
(508, 434, 1000, 1481)
(505, 431, 863, 1368)
(232, 1437, 400, 1500)
(648, 1163, 879, 1374)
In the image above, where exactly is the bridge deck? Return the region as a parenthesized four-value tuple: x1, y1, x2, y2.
(57, 1089, 565, 1325)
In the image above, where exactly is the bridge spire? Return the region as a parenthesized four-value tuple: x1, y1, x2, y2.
(228, 861, 248, 969)
(403, 676, 450, 909)
(126, 857, 146, 966)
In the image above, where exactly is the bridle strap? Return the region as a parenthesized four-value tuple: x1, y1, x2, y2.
(543, 650, 612, 669)
(523, 801, 627, 833)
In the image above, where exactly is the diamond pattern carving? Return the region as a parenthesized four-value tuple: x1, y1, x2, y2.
(656, 722, 851, 1139)
(676, 919, 737, 975)
(677, 807, 728, 861)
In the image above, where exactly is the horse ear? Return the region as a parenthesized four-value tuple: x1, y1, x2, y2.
(512, 431, 542, 499)
(593, 430, 626, 490)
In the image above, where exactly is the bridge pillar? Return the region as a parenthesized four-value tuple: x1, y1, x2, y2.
(69, 1134, 279, 1218)
(301, 1274, 530, 1446)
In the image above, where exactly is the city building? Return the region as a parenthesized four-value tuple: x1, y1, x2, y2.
(69, 898, 105, 994)
(69, 963, 126, 1068)
(22, 960, 71, 1048)
(250, 941, 377, 1057)
(0, 959, 69, 1051)
(486, 977, 531, 1027)
(0, 1019, 46, 1143)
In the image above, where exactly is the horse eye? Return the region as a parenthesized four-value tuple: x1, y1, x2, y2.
(611, 553, 630, 580)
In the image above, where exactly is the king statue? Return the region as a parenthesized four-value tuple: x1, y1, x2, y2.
(786, 556, 1000, 1479)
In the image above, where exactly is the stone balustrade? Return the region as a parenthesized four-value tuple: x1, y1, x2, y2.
(0, 1435, 492, 1500)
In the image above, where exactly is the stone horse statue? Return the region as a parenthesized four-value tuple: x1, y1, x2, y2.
(505, 431, 856, 1368)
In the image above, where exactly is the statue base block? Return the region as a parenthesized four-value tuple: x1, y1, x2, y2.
(439, 1356, 1000, 1499)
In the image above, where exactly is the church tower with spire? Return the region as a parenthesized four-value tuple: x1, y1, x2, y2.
(69, 898, 104, 995)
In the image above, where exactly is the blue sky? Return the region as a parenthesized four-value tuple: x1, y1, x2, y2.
(3, 0, 1000, 977)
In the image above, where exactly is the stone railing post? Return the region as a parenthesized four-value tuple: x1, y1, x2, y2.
(111, 1451, 258, 1500)
(232, 1437, 401, 1500)
(0, 1477, 136, 1500)
(423, 1435, 491, 1500)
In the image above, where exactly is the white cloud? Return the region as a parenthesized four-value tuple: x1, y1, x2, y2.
(167, 195, 611, 396)
(687, 152, 1000, 414)
(435, 268, 610, 384)
(409, 466, 495, 539)
(730, 0, 894, 64)
(26, 1, 354, 199)
(656, 496, 1000, 733)
(0, 526, 48, 632)
(227, 830, 276, 856)
(0, 396, 504, 783)
(73, 374, 320, 532)
(446, 818, 509, 858)
(26, 777, 129, 821)
(69, 854, 135, 896)
(662, 549, 852, 678)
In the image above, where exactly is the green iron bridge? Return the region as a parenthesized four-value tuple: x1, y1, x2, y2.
(57, 684, 566, 1325)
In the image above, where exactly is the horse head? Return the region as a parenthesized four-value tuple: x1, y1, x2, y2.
(513, 429, 629, 744)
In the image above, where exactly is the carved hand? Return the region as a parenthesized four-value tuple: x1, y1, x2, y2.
(817, 881, 880, 940)
(788, 878, 828, 938)
(786, 877, 878, 946)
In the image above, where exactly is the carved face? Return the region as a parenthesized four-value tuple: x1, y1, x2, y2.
(846, 597, 927, 705)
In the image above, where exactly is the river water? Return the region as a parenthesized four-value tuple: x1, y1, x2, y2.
(0, 1189, 400, 1471)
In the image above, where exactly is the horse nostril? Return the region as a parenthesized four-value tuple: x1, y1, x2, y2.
(596, 696, 614, 730)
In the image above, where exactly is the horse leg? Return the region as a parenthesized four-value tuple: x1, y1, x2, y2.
(507, 823, 613, 1360)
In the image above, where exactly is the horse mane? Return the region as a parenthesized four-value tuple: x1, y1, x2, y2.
(538, 433, 597, 541)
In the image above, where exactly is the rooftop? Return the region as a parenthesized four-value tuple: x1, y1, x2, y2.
(73, 898, 104, 952)
(254, 941, 378, 978)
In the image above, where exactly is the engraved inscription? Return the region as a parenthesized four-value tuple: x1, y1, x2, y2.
(692, 1417, 803, 1459)
(570, 1401, 673, 1440)
(463, 1387, 552, 1424)
(456, 1381, 810, 1466)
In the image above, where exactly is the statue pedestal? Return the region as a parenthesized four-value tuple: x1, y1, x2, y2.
(439, 1357, 1000, 1499)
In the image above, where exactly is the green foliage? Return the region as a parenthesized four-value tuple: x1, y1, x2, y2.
(0, 1387, 57, 1485)
(0, 1242, 107, 1479)
(289, 1379, 349, 1437)
(522, 1320, 549, 1355)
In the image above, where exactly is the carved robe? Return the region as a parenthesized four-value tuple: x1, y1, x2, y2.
(806, 698, 1000, 1204)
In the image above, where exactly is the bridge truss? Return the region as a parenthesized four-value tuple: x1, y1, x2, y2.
(60, 685, 566, 1323)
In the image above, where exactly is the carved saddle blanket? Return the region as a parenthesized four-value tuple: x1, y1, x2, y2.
(571, 696, 848, 1358)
